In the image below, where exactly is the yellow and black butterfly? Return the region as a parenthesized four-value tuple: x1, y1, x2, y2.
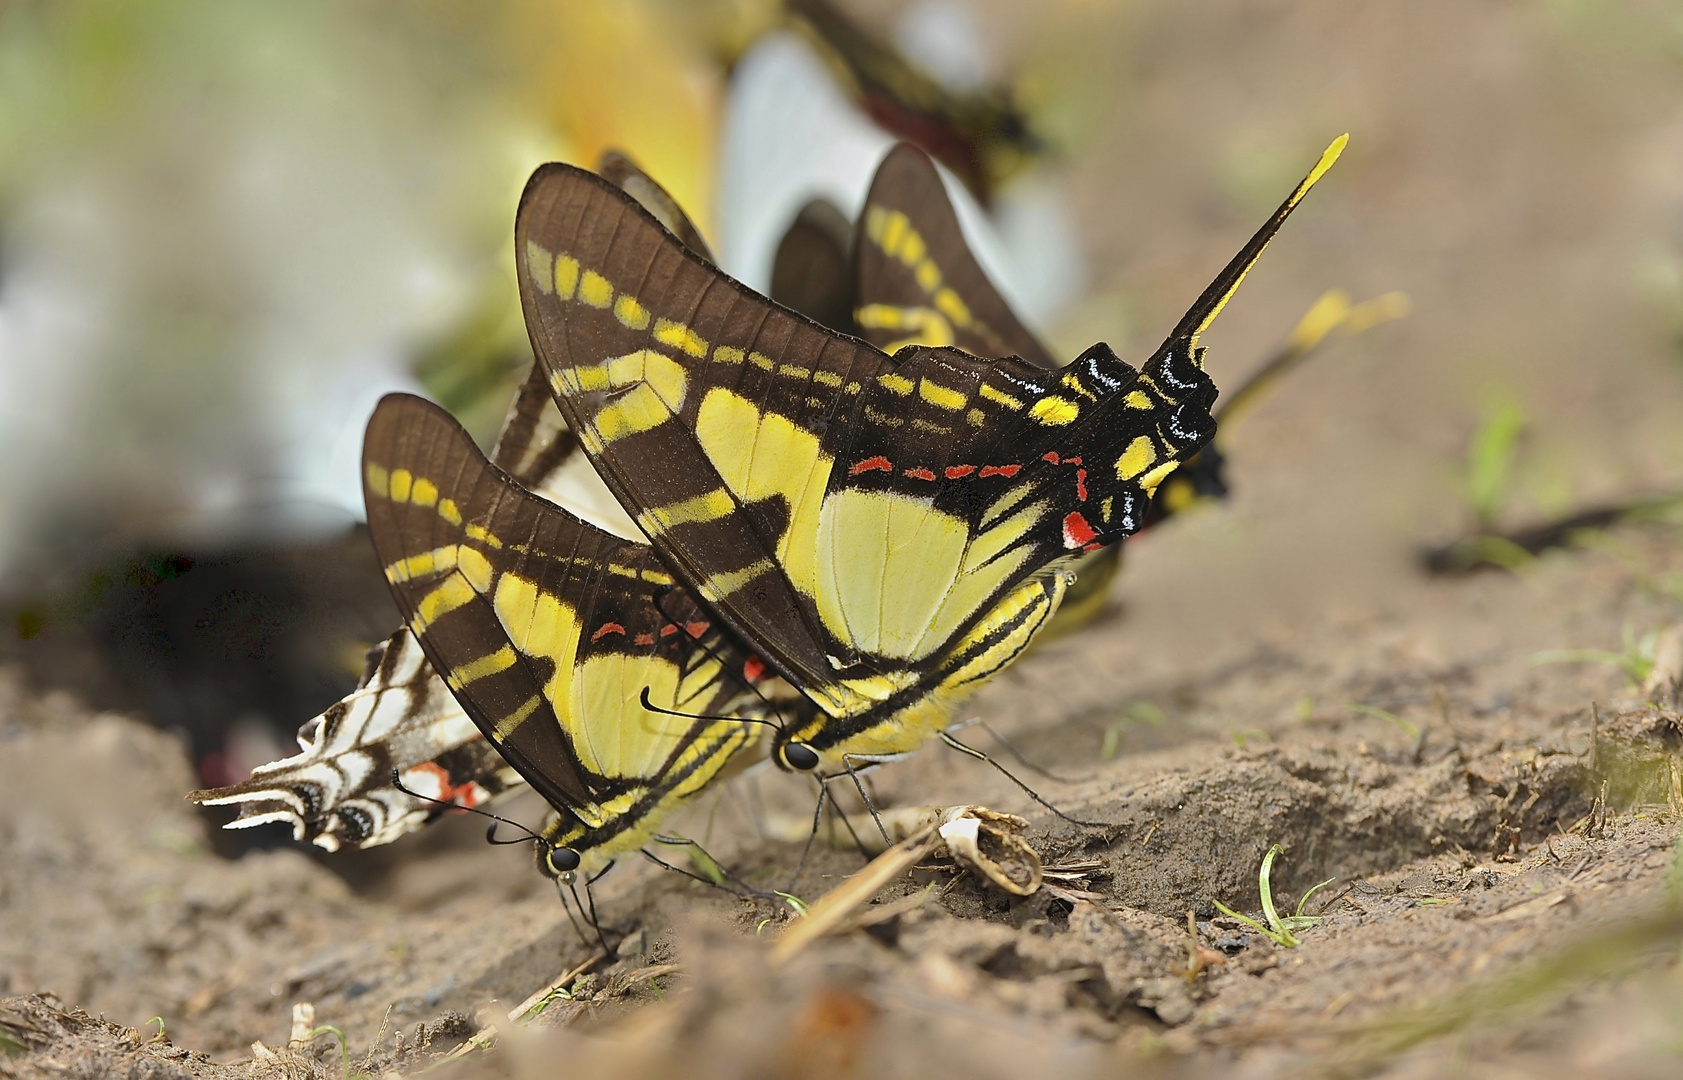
(848, 141, 1405, 633)
(361, 392, 810, 876)
(515, 136, 1345, 774)
(190, 152, 743, 867)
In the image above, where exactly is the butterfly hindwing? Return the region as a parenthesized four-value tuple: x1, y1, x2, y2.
(190, 628, 517, 849)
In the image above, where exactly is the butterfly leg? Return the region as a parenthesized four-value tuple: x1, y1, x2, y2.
(938, 731, 1109, 827)
(838, 754, 894, 846)
(785, 775, 829, 894)
(972, 719, 1083, 784)
(558, 868, 619, 955)
(553, 875, 601, 953)
(816, 775, 880, 864)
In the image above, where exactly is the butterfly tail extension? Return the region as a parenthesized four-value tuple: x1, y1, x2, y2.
(1163, 134, 1347, 350)
(188, 628, 517, 850)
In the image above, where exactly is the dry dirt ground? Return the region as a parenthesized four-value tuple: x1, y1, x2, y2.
(7, 1, 1683, 1077)
(3, 526, 1682, 1080)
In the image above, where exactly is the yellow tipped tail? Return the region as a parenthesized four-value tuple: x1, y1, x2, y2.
(1164, 134, 1349, 349)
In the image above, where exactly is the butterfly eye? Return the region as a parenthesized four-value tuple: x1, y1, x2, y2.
(547, 847, 582, 874)
(781, 742, 820, 771)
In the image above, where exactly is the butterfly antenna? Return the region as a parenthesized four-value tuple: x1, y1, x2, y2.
(389, 769, 548, 848)
(650, 585, 791, 732)
(937, 732, 1110, 827)
(975, 719, 1084, 784)
(637, 686, 781, 732)
(786, 776, 829, 895)
(641, 838, 776, 900)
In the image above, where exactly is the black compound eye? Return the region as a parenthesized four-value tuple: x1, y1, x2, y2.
(782, 742, 820, 771)
(547, 847, 581, 874)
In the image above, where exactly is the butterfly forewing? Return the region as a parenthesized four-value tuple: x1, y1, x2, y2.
(854, 143, 1056, 369)
(596, 149, 716, 265)
(363, 393, 756, 829)
(517, 165, 898, 697)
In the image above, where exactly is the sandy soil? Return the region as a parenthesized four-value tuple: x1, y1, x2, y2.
(6, 1, 1683, 1077)
(3, 524, 1681, 1079)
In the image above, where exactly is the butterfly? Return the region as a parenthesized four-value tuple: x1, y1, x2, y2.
(785, 0, 1041, 201)
(360, 391, 797, 875)
(515, 135, 1345, 774)
(190, 153, 782, 870)
(844, 141, 1393, 634)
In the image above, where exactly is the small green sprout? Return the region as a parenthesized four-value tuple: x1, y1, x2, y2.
(1531, 624, 1658, 687)
(145, 1017, 166, 1042)
(1443, 534, 1534, 572)
(756, 891, 812, 935)
(1212, 844, 1334, 948)
(515, 984, 573, 1023)
(309, 1025, 349, 1080)
(1348, 702, 1420, 739)
(1101, 701, 1166, 760)
(1465, 398, 1525, 529)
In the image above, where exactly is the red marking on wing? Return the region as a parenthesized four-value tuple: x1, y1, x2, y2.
(979, 464, 1021, 478)
(904, 466, 937, 481)
(409, 762, 478, 809)
(685, 621, 710, 638)
(1082, 542, 1104, 553)
(1064, 456, 1082, 466)
(1042, 451, 1060, 464)
(1075, 468, 1088, 501)
(1062, 511, 1099, 548)
(944, 464, 975, 479)
(849, 455, 893, 476)
(591, 622, 626, 642)
(634, 633, 656, 646)
(659, 624, 679, 637)
(743, 655, 766, 683)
